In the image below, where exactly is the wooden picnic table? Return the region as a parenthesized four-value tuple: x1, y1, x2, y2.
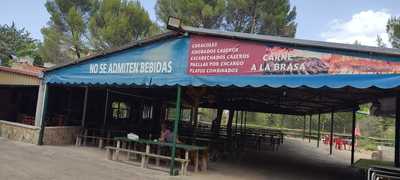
(181, 136, 227, 144)
(114, 137, 208, 173)
(234, 132, 282, 151)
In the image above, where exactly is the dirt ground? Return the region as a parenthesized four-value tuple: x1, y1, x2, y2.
(0, 137, 361, 180)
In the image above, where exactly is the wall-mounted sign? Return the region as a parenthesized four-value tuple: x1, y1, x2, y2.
(89, 61, 172, 74)
(188, 35, 400, 75)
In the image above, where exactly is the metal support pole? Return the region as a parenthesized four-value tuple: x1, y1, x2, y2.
(235, 111, 238, 135)
(243, 111, 247, 152)
(330, 111, 334, 155)
(192, 104, 198, 128)
(170, 86, 182, 176)
(227, 110, 234, 138)
(244, 112, 247, 135)
(235, 111, 238, 149)
(240, 111, 243, 135)
(37, 83, 49, 145)
(303, 115, 306, 140)
(240, 111, 244, 151)
(309, 115, 312, 143)
(81, 87, 88, 128)
(317, 113, 321, 148)
(351, 108, 357, 165)
(34, 82, 47, 127)
(227, 110, 234, 151)
(191, 99, 199, 138)
(395, 96, 400, 167)
(102, 89, 109, 134)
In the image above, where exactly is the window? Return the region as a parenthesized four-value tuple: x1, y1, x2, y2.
(167, 108, 191, 121)
(142, 105, 153, 119)
(112, 101, 130, 119)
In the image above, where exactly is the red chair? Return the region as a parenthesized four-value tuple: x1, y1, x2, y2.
(323, 135, 330, 145)
(22, 115, 34, 126)
(335, 137, 344, 150)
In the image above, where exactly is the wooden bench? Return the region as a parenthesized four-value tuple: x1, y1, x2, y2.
(105, 146, 190, 175)
(75, 135, 114, 148)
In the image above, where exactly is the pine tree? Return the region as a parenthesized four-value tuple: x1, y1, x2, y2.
(387, 16, 400, 48)
(0, 23, 40, 66)
(225, 0, 297, 37)
(89, 0, 159, 51)
(40, 0, 93, 63)
(376, 35, 386, 48)
(155, 0, 225, 29)
(155, 0, 297, 37)
(41, 0, 159, 63)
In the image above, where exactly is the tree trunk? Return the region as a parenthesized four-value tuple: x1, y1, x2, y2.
(75, 45, 81, 59)
(250, 0, 258, 34)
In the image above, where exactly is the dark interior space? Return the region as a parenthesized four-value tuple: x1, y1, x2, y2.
(0, 86, 38, 125)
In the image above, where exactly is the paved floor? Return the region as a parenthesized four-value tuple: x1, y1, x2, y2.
(191, 138, 360, 180)
(0, 137, 169, 180)
(0, 137, 360, 180)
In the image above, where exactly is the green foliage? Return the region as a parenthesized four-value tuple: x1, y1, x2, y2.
(225, 0, 296, 37)
(358, 137, 378, 151)
(156, 0, 225, 29)
(89, 0, 158, 50)
(41, 0, 93, 62)
(359, 103, 371, 113)
(0, 23, 40, 66)
(198, 108, 216, 122)
(66, 6, 86, 58)
(33, 53, 44, 66)
(39, 27, 70, 64)
(41, 0, 159, 63)
(194, 104, 395, 152)
(167, 108, 191, 121)
(156, 0, 297, 37)
(387, 16, 400, 48)
(357, 104, 395, 140)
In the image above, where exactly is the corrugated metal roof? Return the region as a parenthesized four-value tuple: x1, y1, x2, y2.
(0, 65, 43, 78)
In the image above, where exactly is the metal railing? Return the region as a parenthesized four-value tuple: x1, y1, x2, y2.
(368, 166, 400, 180)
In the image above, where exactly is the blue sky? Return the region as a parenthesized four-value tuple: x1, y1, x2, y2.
(1, 0, 399, 47)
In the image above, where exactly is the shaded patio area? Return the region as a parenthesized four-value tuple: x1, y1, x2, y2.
(190, 138, 359, 180)
(31, 24, 400, 178)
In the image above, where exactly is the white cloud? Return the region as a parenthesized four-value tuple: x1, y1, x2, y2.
(321, 10, 391, 47)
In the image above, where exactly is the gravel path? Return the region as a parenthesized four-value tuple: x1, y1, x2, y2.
(0, 137, 360, 180)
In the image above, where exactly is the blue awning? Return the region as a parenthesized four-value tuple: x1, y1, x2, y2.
(44, 30, 400, 89)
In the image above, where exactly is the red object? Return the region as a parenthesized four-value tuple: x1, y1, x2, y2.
(334, 137, 344, 150)
(188, 35, 266, 75)
(52, 114, 65, 126)
(187, 35, 400, 76)
(21, 115, 34, 126)
(0, 64, 43, 77)
(355, 127, 361, 137)
(323, 135, 331, 145)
